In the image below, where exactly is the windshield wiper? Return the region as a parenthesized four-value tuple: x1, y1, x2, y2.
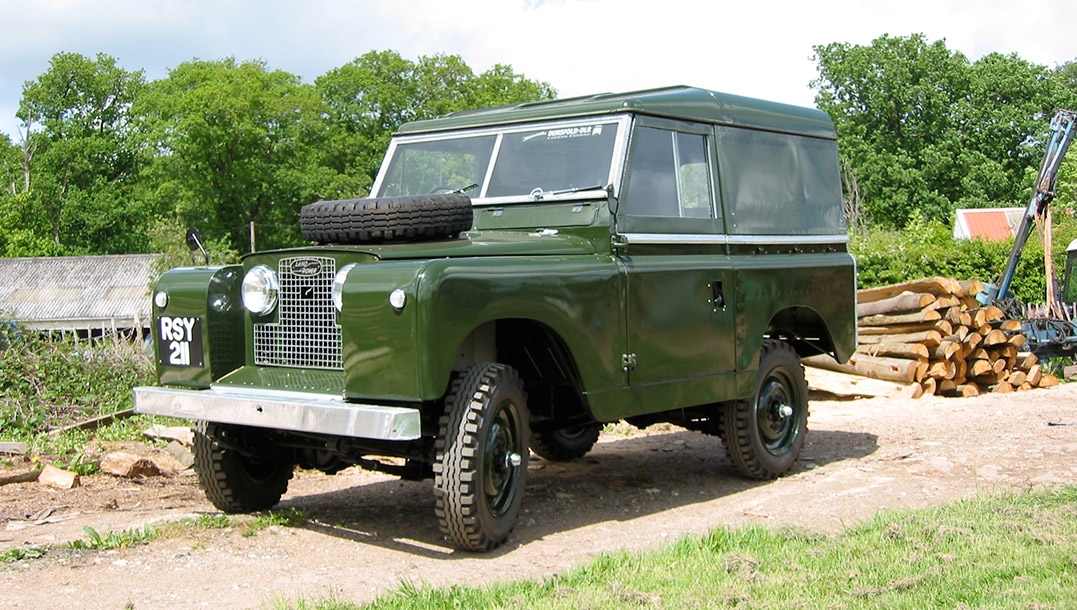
(529, 184, 608, 200)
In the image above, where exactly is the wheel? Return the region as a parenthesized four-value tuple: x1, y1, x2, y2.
(530, 423, 601, 461)
(193, 421, 293, 513)
(721, 340, 808, 480)
(299, 194, 473, 245)
(433, 363, 529, 551)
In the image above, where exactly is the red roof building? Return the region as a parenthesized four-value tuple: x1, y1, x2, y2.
(953, 208, 1024, 241)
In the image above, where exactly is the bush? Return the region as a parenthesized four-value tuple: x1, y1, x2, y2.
(0, 330, 155, 442)
(850, 212, 1077, 303)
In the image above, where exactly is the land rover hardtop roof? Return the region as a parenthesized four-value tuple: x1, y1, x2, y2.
(395, 85, 837, 140)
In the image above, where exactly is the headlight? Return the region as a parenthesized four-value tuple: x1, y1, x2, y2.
(332, 263, 357, 311)
(242, 265, 279, 315)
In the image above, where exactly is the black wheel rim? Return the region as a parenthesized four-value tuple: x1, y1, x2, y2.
(754, 370, 801, 456)
(483, 399, 524, 518)
(553, 425, 594, 443)
(237, 454, 282, 485)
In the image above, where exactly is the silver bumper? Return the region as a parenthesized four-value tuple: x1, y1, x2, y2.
(133, 386, 422, 441)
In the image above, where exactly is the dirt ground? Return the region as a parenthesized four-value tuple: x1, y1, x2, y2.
(2, 384, 1077, 610)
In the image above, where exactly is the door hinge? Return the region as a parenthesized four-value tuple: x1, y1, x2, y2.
(621, 353, 637, 372)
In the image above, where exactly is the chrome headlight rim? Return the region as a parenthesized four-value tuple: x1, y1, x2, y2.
(242, 264, 279, 315)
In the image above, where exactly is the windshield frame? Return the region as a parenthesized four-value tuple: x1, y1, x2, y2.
(371, 115, 631, 206)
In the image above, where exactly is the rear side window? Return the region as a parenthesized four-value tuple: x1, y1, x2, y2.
(716, 126, 843, 235)
(622, 127, 714, 219)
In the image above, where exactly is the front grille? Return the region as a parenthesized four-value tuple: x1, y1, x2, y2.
(253, 257, 343, 370)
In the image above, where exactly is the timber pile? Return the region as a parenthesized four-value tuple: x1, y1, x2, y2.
(804, 276, 1059, 398)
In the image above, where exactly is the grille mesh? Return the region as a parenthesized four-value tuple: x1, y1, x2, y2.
(253, 257, 343, 370)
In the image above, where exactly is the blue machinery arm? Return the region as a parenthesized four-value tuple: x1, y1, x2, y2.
(987, 109, 1077, 303)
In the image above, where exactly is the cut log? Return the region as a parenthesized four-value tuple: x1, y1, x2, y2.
(991, 381, 1015, 393)
(972, 371, 1007, 385)
(858, 330, 943, 346)
(1009, 334, 1028, 348)
(944, 326, 970, 342)
(860, 309, 942, 327)
(803, 365, 924, 399)
(856, 342, 930, 359)
(857, 320, 953, 336)
(1026, 364, 1043, 385)
(802, 354, 926, 383)
(958, 279, 984, 296)
(1039, 373, 1060, 387)
(921, 377, 937, 396)
(858, 277, 963, 303)
(857, 292, 936, 318)
(969, 359, 993, 377)
(1019, 382, 1034, 391)
(955, 383, 980, 398)
(963, 333, 983, 350)
(944, 308, 973, 326)
(991, 358, 1008, 375)
(1007, 370, 1028, 387)
(992, 319, 1023, 332)
(930, 341, 961, 360)
(1017, 352, 1038, 369)
(938, 379, 957, 393)
(925, 360, 956, 380)
(982, 329, 1009, 347)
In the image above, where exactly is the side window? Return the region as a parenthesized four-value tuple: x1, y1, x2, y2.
(623, 127, 714, 218)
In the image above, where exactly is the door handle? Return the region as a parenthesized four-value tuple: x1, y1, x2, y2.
(710, 280, 725, 310)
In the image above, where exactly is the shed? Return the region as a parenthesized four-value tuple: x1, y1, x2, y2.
(953, 208, 1024, 241)
(0, 254, 160, 334)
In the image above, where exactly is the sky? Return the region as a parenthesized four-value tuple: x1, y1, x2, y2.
(1, 0, 1075, 141)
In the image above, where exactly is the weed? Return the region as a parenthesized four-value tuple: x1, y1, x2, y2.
(242, 508, 308, 537)
(0, 546, 46, 562)
(67, 525, 157, 550)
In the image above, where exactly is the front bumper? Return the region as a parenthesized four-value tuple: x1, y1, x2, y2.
(133, 386, 422, 441)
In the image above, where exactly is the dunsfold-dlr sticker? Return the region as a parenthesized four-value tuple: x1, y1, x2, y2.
(157, 316, 205, 367)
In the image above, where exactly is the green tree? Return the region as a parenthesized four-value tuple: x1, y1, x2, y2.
(813, 34, 1057, 227)
(316, 51, 555, 195)
(16, 52, 148, 255)
(137, 58, 326, 251)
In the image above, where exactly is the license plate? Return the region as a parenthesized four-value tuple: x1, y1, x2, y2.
(157, 316, 205, 367)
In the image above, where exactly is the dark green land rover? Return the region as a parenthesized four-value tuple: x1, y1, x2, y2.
(135, 86, 856, 551)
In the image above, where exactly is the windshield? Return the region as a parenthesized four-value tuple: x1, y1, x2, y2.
(373, 118, 626, 202)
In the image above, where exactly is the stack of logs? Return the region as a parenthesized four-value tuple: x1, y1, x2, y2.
(804, 276, 1059, 398)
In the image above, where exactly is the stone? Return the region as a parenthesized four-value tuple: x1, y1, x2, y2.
(38, 464, 80, 489)
(100, 452, 160, 478)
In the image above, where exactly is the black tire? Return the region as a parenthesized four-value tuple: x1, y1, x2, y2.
(193, 421, 293, 513)
(433, 363, 529, 551)
(530, 423, 601, 461)
(300, 194, 473, 245)
(721, 340, 808, 480)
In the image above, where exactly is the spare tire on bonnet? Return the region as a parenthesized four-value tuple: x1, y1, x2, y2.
(300, 193, 474, 245)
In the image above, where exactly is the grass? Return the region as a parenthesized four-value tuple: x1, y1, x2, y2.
(265, 485, 1077, 610)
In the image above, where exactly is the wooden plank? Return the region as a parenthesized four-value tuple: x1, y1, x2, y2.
(47, 408, 136, 438)
(0, 442, 28, 455)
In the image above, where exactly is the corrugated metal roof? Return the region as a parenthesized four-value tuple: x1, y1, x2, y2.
(0, 254, 160, 330)
(953, 208, 1023, 241)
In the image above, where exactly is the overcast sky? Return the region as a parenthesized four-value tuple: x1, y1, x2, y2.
(1, 0, 1075, 141)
